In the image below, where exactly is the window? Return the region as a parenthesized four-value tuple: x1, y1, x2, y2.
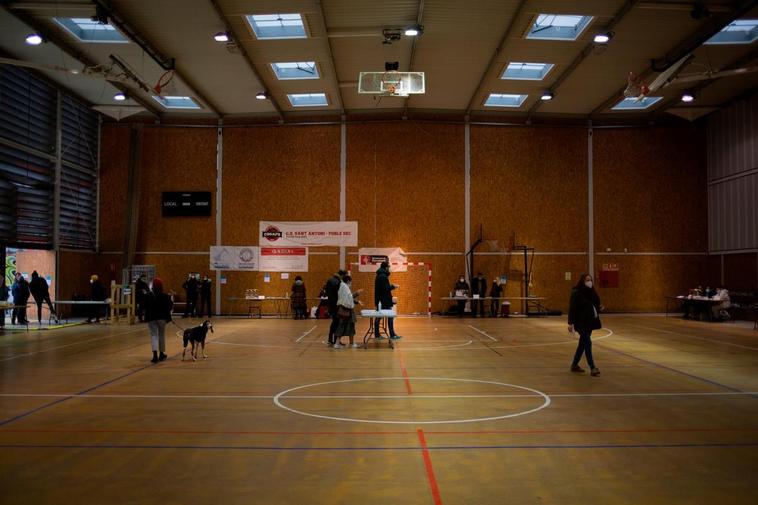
(246, 14, 307, 39)
(484, 93, 528, 108)
(53, 17, 128, 43)
(271, 62, 319, 80)
(287, 93, 328, 107)
(611, 96, 663, 110)
(526, 14, 593, 41)
(502, 62, 555, 80)
(151, 96, 202, 110)
(705, 19, 758, 45)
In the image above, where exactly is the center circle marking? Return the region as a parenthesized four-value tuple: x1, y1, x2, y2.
(273, 377, 551, 424)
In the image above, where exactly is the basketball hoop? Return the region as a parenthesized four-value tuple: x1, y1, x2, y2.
(381, 71, 404, 96)
(623, 72, 649, 99)
(154, 70, 175, 96)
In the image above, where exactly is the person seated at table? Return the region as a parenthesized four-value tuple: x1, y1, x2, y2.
(489, 278, 502, 317)
(711, 287, 731, 320)
(453, 275, 469, 317)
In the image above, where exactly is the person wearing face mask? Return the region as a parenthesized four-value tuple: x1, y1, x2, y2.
(198, 274, 213, 319)
(489, 278, 503, 317)
(374, 261, 402, 340)
(453, 275, 470, 317)
(290, 275, 307, 320)
(471, 272, 487, 317)
(568, 273, 603, 376)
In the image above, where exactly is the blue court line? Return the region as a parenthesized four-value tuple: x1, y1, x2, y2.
(0, 363, 153, 427)
(0, 442, 756, 451)
(594, 342, 749, 395)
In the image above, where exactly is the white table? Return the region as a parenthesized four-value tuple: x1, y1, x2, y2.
(360, 309, 397, 349)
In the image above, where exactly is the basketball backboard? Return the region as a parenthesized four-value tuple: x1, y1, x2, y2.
(358, 71, 425, 96)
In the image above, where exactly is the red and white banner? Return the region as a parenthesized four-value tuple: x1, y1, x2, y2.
(358, 247, 407, 273)
(259, 221, 358, 247)
(259, 247, 308, 272)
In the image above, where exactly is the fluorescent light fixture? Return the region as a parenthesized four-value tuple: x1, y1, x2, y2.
(25, 33, 43, 45)
(53, 17, 128, 43)
(255, 92, 268, 100)
(246, 13, 306, 39)
(705, 19, 758, 45)
(271, 62, 319, 80)
(113, 92, 127, 101)
(611, 96, 663, 110)
(526, 14, 593, 41)
(502, 62, 554, 80)
(681, 92, 695, 103)
(404, 25, 423, 36)
(214, 31, 229, 42)
(593, 33, 611, 43)
(484, 93, 528, 108)
(151, 95, 202, 110)
(287, 93, 328, 107)
(540, 91, 554, 101)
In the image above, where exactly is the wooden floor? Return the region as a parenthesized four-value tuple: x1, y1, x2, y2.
(1, 315, 756, 504)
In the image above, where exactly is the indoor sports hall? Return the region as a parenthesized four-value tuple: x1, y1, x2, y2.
(1, 1, 757, 504)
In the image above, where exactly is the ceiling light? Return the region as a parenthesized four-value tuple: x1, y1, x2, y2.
(214, 31, 229, 42)
(25, 33, 43, 45)
(681, 92, 695, 103)
(114, 92, 127, 101)
(255, 91, 268, 100)
(404, 25, 423, 37)
(593, 32, 611, 44)
(540, 91, 554, 101)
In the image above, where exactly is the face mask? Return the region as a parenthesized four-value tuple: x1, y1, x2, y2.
(459, 278, 465, 283)
(585, 280, 593, 288)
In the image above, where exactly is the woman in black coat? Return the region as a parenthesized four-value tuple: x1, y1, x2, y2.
(568, 273, 603, 376)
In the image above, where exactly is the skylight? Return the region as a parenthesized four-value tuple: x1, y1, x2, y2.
(246, 14, 307, 39)
(526, 14, 593, 41)
(611, 96, 662, 111)
(502, 62, 555, 80)
(288, 93, 328, 107)
(53, 17, 127, 43)
(151, 96, 202, 110)
(705, 19, 758, 45)
(484, 93, 528, 108)
(271, 62, 319, 80)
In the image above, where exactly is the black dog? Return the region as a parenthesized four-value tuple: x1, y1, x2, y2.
(182, 320, 213, 361)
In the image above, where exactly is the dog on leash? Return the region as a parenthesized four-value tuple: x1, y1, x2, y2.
(182, 320, 213, 361)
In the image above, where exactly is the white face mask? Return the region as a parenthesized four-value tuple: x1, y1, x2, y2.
(459, 278, 465, 283)
(585, 280, 593, 288)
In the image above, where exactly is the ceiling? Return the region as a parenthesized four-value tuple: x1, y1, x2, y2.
(0, 0, 756, 123)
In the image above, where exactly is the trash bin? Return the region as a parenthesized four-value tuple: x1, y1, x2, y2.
(501, 301, 511, 317)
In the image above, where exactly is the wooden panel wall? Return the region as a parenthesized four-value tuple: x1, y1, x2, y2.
(98, 125, 130, 252)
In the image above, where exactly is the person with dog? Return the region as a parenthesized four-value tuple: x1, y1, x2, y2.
(374, 261, 402, 340)
(144, 277, 173, 363)
(86, 274, 106, 323)
(333, 274, 358, 349)
(134, 274, 149, 322)
(568, 273, 603, 377)
(290, 275, 307, 320)
(30, 271, 57, 324)
(182, 273, 199, 318)
(325, 270, 345, 346)
(11, 272, 30, 325)
(198, 274, 212, 318)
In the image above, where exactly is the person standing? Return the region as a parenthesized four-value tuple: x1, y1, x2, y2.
(453, 275, 470, 317)
(333, 274, 358, 348)
(325, 270, 345, 345)
(290, 275, 307, 320)
(489, 277, 503, 317)
(182, 273, 199, 318)
(568, 273, 603, 376)
(0, 277, 9, 327)
(199, 274, 213, 319)
(471, 272, 487, 317)
(11, 272, 31, 325)
(144, 277, 173, 363)
(374, 261, 401, 340)
(29, 271, 57, 324)
(134, 275, 149, 322)
(87, 274, 107, 323)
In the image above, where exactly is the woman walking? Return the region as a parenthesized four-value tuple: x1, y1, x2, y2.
(568, 273, 603, 376)
(144, 277, 173, 363)
(333, 274, 358, 349)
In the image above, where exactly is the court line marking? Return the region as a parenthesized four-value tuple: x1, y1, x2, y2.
(0, 442, 755, 451)
(214, 340, 475, 351)
(418, 429, 443, 505)
(295, 325, 318, 343)
(467, 325, 497, 341)
(487, 329, 614, 350)
(273, 378, 551, 424)
(0, 327, 146, 362)
(624, 323, 758, 351)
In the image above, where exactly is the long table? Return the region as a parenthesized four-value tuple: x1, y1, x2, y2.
(441, 296, 547, 316)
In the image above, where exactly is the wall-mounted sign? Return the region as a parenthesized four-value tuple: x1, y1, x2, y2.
(259, 221, 357, 247)
(210, 246, 259, 271)
(162, 192, 212, 217)
(260, 247, 308, 272)
(358, 247, 407, 273)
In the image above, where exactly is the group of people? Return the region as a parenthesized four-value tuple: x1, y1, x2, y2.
(682, 285, 731, 321)
(452, 272, 504, 317)
(177, 273, 212, 320)
(0, 271, 58, 326)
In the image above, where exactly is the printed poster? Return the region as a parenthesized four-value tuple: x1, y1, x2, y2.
(259, 221, 357, 247)
(259, 247, 308, 272)
(210, 246, 259, 271)
(358, 247, 408, 273)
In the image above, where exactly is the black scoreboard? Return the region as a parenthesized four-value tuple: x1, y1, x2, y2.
(161, 192, 212, 217)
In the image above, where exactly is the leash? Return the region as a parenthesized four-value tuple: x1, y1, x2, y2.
(170, 319, 188, 332)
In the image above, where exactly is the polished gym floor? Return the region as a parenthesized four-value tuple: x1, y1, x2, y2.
(1, 315, 756, 504)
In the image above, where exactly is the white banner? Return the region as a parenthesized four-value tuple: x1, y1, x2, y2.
(259, 221, 358, 247)
(358, 247, 408, 273)
(210, 246, 259, 271)
(260, 247, 308, 272)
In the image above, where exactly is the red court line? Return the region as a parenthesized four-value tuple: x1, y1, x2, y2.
(417, 429, 443, 505)
(399, 353, 413, 395)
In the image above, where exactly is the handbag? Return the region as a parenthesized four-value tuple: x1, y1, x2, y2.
(337, 305, 351, 320)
